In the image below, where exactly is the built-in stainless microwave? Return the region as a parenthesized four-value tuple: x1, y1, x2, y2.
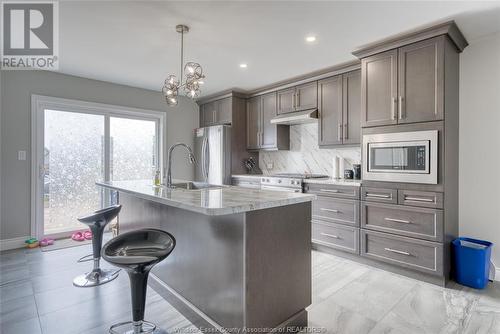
(362, 130, 438, 184)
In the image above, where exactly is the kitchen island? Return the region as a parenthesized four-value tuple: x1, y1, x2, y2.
(97, 180, 314, 333)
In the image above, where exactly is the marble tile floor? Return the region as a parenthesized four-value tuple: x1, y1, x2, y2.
(0, 245, 498, 334)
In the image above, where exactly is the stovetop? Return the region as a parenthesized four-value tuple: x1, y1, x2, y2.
(270, 173, 329, 179)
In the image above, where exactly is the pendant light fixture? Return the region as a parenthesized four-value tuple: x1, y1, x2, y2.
(162, 24, 205, 106)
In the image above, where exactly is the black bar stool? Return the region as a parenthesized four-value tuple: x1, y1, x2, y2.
(102, 228, 176, 334)
(73, 204, 122, 287)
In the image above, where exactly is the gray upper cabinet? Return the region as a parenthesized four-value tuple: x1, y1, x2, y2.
(296, 82, 318, 111)
(318, 76, 343, 146)
(246, 93, 289, 150)
(246, 96, 261, 150)
(261, 92, 278, 148)
(200, 101, 216, 127)
(277, 82, 317, 115)
(398, 37, 444, 124)
(318, 70, 361, 147)
(361, 49, 398, 127)
(361, 36, 445, 127)
(342, 70, 361, 145)
(199, 98, 232, 127)
(215, 97, 232, 124)
(277, 88, 296, 115)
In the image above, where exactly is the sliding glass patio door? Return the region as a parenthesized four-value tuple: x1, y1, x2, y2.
(33, 96, 164, 239)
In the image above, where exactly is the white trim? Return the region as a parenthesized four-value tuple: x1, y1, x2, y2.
(490, 262, 499, 282)
(30, 94, 167, 239)
(0, 236, 29, 252)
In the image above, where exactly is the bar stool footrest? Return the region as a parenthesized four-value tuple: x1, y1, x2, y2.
(109, 320, 156, 334)
(77, 254, 94, 263)
(73, 268, 120, 288)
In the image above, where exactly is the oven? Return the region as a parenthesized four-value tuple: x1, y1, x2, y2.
(362, 130, 438, 184)
(260, 177, 303, 193)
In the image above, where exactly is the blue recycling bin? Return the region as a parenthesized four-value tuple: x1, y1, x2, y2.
(452, 237, 493, 289)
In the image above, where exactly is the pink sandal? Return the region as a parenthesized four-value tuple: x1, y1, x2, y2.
(83, 230, 92, 240)
(39, 238, 55, 247)
(71, 231, 85, 242)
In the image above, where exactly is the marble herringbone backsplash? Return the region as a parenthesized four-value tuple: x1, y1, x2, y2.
(259, 123, 361, 177)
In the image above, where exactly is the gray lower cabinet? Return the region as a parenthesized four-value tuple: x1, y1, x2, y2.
(361, 187, 398, 204)
(361, 229, 443, 276)
(246, 93, 290, 150)
(318, 70, 361, 147)
(312, 197, 359, 227)
(312, 221, 359, 254)
(398, 189, 443, 209)
(304, 183, 360, 200)
(361, 201, 443, 242)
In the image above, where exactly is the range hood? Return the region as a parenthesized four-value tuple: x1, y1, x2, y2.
(270, 109, 318, 125)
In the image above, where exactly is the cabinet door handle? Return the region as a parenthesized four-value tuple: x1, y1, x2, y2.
(365, 193, 391, 199)
(343, 124, 348, 140)
(320, 208, 340, 213)
(320, 189, 339, 193)
(404, 196, 434, 203)
(296, 92, 300, 108)
(320, 232, 341, 239)
(391, 97, 397, 120)
(398, 96, 404, 120)
(384, 247, 411, 256)
(338, 123, 342, 141)
(384, 217, 411, 224)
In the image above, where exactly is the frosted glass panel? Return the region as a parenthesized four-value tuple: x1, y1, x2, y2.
(44, 110, 104, 235)
(110, 117, 157, 181)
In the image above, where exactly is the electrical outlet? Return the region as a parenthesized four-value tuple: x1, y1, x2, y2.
(18, 150, 26, 161)
(266, 162, 274, 170)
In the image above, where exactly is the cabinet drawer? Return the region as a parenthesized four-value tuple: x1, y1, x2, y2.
(398, 190, 443, 209)
(313, 197, 359, 227)
(361, 202, 443, 242)
(361, 230, 443, 276)
(312, 222, 359, 254)
(361, 187, 397, 204)
(305, 183, 360, 199)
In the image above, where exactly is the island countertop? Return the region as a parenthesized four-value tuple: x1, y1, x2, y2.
(97, 180, 315, 216)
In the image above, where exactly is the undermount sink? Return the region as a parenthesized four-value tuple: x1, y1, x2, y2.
(170, 181, 224, 190)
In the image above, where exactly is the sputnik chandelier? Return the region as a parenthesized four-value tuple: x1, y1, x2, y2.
(162, 24, 205, 106)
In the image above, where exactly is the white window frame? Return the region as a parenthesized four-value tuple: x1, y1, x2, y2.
(31, 94, 167, 239)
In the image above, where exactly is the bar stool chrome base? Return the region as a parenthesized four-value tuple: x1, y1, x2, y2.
(73, 268, 120, 287)
(109, 320, 156, 334)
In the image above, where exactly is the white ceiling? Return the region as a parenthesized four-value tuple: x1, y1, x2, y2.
(58, 1, 500, 96)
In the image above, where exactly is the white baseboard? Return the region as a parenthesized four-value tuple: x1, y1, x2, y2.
(492, 262, 500, 282)
(0, 236, 29, 252)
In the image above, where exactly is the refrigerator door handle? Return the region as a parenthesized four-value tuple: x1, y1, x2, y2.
(201, 136, 207, 180)
(204, 136, 210, 180)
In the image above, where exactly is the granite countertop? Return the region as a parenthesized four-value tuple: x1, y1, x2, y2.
(303, 178, 362, 187)
(97, 180, 314, 216)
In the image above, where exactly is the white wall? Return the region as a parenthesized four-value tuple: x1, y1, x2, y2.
(459, 32, 500, 271)
(0, 71, 198, 241)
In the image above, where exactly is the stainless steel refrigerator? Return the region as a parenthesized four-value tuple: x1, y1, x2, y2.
(194, 125, 232, 185)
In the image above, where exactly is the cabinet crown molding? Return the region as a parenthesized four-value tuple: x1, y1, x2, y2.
(352, 20, 468, 59)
